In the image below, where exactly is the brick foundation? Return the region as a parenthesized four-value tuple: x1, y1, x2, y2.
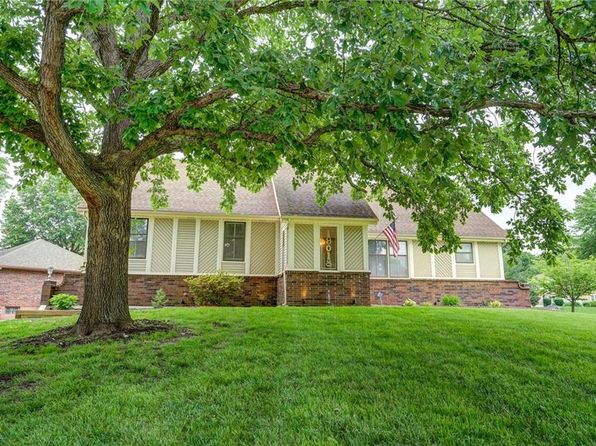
(52, 273, 278, 307)
(1, 268, 64, 319)
(370, 279, 530, 307)
(282, 271, 370, 306)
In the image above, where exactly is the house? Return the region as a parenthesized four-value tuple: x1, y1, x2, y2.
(0, 239, 84, 319)
(52, 165, 529, 307)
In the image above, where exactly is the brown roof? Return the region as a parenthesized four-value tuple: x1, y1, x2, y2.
(131, 167, 279, 217)
(273, 165, 377, 219)
(368, 201, 506, 239)
(128, 163, 505, 238)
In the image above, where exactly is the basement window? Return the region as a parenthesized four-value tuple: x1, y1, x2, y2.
(5, 307, 19, 315)
(129, 218, 149, 259)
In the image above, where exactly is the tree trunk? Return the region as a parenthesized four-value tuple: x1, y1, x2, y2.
(75, 174, 134, 336)
(571, 300, 575, 313)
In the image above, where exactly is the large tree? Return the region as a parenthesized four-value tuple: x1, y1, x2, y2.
(0, 174, 86, 253)
(573, 184, 596, 259)
(0, 0, 594, 335)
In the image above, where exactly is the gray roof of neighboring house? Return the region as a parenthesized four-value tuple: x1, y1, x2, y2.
(0, 239, 84, 272)
(368, 201, 507, 239)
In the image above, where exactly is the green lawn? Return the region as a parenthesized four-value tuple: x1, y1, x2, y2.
(1, 307, 595, 446)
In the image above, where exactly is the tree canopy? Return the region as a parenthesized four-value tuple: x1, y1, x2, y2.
(573, 184, 596, 259)
(0, 0, 594, 258)
(531, 257, 596, 312)
(0, 174, 87, 253)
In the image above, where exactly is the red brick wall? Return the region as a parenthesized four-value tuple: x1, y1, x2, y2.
(283, 271, 371, 306)
(0, 269, 64, 316)
(52, 273, 278, 306)
(370, 279, 530, 307)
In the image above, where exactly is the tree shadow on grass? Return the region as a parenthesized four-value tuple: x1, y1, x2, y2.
(11, 319, 193, 350)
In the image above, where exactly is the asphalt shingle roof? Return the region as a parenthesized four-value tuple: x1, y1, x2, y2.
(0, 239, 84, 272)
(368, 201, 506, 239)
(127, 163, 506, 238)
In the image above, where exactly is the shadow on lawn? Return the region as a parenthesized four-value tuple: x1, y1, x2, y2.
(11, 319, 193, 349)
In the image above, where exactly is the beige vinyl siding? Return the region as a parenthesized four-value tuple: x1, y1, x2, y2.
(128, 258, 146, 273)
(434, 252, 452, 278)
(478, 242, 501, 278)
(412, 241, 432, 277)
(344, 226, 364, 271)
(221, 261, 245, 274)
(456, 263, 476, 278)
(294, 224, 314, 270)
(250, 222, 277, 275)
(198, 220, 219, 274)
(175, 219, 196, 273)
(151, 218, 173, 273)
(280, 222, 288, 273)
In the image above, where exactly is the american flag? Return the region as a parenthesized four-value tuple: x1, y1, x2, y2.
(383, 221, 399, 257)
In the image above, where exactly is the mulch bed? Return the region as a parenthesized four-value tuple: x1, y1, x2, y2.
(12, 319, 193, 349)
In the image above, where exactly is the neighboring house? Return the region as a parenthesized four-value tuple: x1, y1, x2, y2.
(0, 239, 84, 319)
(53, 165, 529, 307)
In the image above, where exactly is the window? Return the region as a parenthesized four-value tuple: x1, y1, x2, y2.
(320, 227, 337, 270)
(389, 241, 409, 277)
(4, 307, 19, 315)
(369, 240, 388, 277)
(223, 222, 246, 261)
(369, 240, 409, 277)
(455, 243, 474, 263)
(129, 218, 148, 258)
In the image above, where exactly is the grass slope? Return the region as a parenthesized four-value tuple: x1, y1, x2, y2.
(1, 307, 595, 446)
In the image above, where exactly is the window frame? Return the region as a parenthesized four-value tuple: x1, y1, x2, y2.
(368, 239, 389, 277)
(129, 218, 149, 259)
(223, 221, 247, 262)
(368, 239, 409, 278)
(389, 241, 409, 278)
(455, 242, 474, 264)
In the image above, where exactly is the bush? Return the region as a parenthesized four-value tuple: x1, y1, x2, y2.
(554, 298, 564, 307)
(441, 295, 461, 306)
(49, 293, 78, 310)
(530, 294, 539, 307)
(542, 297, 552, 306)
(185, 272, 244, 306)
(151, 288, 169, 308)
(403, 298, 417, 307)
(582, 301, 596, 307)
(487, 300, 502, 308)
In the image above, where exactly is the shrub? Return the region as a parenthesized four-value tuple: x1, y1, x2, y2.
(151, 288, 169, 308)
(542, 297, 552, 306)
(185, 272, 244, 306)
(49, 293, 78, 310)
(530, 294, 539, 307)
(582, 301, 596, 307)
(420, 301, 433, 307)
(403, 298, 417, 307)
(441, 295, 461, 306)
(487, 300, 502, 308)
(554, 298, 564, 306)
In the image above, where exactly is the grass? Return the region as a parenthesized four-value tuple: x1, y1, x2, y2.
(1, 307, 595, 446)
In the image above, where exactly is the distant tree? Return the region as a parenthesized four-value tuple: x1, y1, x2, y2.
(0, 155, 8, 197)
(504, 246, 540, 284)
(573, 185, 596, 259)
(0, 175, 86, 253)
(531, 257, 596, 312)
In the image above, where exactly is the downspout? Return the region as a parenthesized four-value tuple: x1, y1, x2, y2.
(271, 175, 287, 305)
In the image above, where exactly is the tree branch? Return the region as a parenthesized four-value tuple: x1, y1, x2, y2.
(0, 113, 46, 144)
(126, 1, 162, 79)
(0, 60, 38, 104)
(279, 83, 596, 120)
(237, 0, 320, 18)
